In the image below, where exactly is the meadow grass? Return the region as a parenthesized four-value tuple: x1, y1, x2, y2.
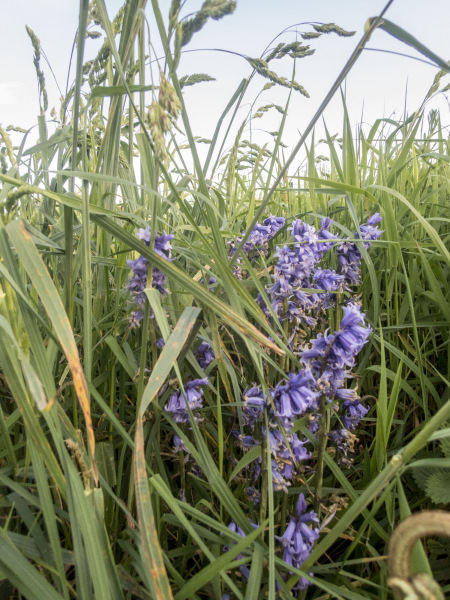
(0, 1, 449, 599)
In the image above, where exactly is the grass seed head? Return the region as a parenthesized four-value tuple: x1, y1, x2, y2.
(159, 73, 182, 119)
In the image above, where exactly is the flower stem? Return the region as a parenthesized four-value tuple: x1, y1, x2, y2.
(314, 393, 328, 515)
(259, 431, 268, 541)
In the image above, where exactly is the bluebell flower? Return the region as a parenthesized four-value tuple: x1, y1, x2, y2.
(267, 430, 310, 481)
(263, 215, 285, 232)
(301, 304, 372, 398)
(228, 216, 285, 263)
(242, 386, 267, 430)
(246, 486, 261, 505)
(277, 494, 320, 593)
(328, 428, 359, 466)
(273, 370, 320, 429)
(164, 378, 208, 424)
(127, 255, 149, 307)
(336, 214, 383, 285)
(290, 220, 322, 270)
(155, 337, 165, 349)
(312, 268, 344, 292)
(195, 342, 215, 370)
(129, 310, 144, 328)
(151, 267, 170, 296)
(127, 228, 174, 324)
(333, 304, 373, 368)
(137, 227, 174, 259)
(358, 212, 383, 248)
(341, 397, 368, 429)
(172, 435, 190, 462)
(317, 217, 337, 254)
(223, 521, 258, 581)
(268, 269, 294, 298)
(233, 432, 259, 452)
(271, 460, 291, 493)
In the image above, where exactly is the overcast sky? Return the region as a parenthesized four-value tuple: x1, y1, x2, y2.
(1, 0, 449, 162)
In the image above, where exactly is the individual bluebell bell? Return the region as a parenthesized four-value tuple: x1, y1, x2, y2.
(137, 227, 174, 259)
(267, 430, 310, 481)
(317, 217, 337, 254)
(271, 460, 291, 493)
(328, 428, 359, 467)
(285, 301, 301, 323)
(155, 337, 165, 349)
(172, 435, 190, 462)
(312, 268, 344, 292)
(195, 342, 215, 370)
(335, 387, 359, 401)
(332, 304, 373, 369)
(129, 310, 144, 328)
(242, 385, 267, 430)
(246, 486, 261, 505)
(341, 397, 369, 430)
(233, 432, 259, 452)
(358, 212, 383, 248)
(277, 494, 320, 593)
(164, 378, 208, 424)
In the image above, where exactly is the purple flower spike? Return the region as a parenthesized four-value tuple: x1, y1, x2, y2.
(164, 378, 208, 424)
(127, 228, 174, 325)
(277, 494, 320, 593)
(336, 214, 383, 284)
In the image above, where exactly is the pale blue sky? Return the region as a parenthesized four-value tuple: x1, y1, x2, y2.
(1, 0, 449, 160)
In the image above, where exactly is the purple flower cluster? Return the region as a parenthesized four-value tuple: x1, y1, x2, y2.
(223, 520, 258, 582)
(195, 342, 215, 370)
(277, 494, 320, 593)
(236, 370, 319, 493)
(127, 227, 174, 327)
(226, 214, 381, 482)
(273, 370, 320, 430)
(164, 378, 208, 424)
(337, 213, 383, 285)
(228, 216, 285, 278)
(301, 302, 372, 464)
(261, 217, 345, 328)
